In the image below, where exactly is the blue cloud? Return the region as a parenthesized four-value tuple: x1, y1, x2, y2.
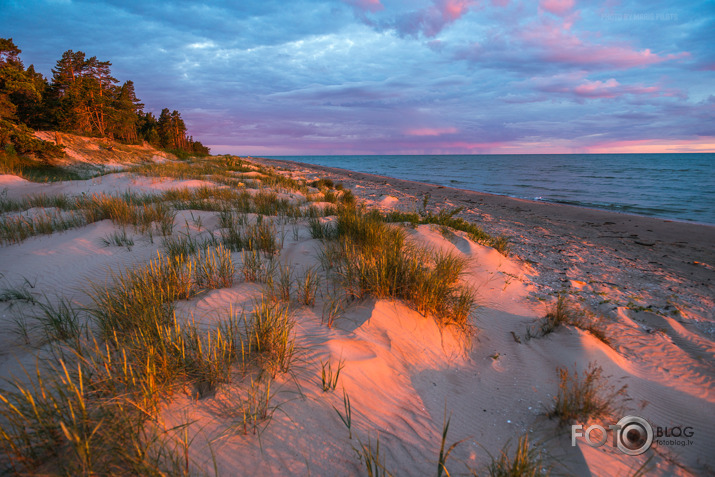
(1, 0, 712, 154)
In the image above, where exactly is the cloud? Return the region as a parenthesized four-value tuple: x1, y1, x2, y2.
(344, 0, 383, 13)
(523, 72, 672, 100)
(539, 0, 574, 16)
(520, 18, 690, 69)
(406, 127, 458, 136)
(585, 137, 715, 154)
(1, 0, 712, 155)
(350, 0, 478, 38)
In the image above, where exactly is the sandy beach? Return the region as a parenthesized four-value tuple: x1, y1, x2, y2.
(0, 146, 713, 476)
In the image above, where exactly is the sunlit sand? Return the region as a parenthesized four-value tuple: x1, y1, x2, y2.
(0, 137, 712, 476)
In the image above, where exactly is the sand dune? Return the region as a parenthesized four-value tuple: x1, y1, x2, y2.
(0, 150, 712, 476)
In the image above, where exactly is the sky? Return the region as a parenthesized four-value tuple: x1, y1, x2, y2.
(2, 0, 714, 155)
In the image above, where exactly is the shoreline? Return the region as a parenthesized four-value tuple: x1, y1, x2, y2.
(256, 155, 715, 226)
(253, 156, 715, 327)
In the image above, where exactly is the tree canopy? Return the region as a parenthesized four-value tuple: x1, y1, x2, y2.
(0, 37, 210, 160)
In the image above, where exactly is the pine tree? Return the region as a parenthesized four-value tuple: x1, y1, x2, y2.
(110, 80, 144, 142)
(1, 38, 62, 158)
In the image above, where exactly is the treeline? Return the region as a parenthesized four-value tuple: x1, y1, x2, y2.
(0, 38, 209, 159)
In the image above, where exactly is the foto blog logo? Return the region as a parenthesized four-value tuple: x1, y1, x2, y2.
(571, 416, 653, 456)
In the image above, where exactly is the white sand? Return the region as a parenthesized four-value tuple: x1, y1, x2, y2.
(1, 154, 712, 476)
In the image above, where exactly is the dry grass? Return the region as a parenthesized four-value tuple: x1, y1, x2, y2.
(528, 294, 610, 345)
(322, 205, 478, 333)
(548, 362, 629, 427)
(479, 435, 550, 477)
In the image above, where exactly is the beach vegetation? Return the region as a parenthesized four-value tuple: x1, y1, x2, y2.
(34, 295, 84, 343)
(437, 409, 468, 477)
(384, 194, 510, 255)
(527, 294, 610, 345)
(246, 297, 296, 378)
(0, 359, 195, 475)
(479, 435, 550, 477)
(241, 249, 276, 283)
(548, 362, 629, 427)
(0, 277, 37, 305)
(321, 292, 345, 328)
(321, 205, 477, 333)
(296, 266, 320, 307)
(212, 377, 278, 436)
(270, 262, 294, 302)
(334, 388, 353, 439)
(320, 357, 344, 392)
(355, 435, 392, 477)
(101, 227, 134, 249)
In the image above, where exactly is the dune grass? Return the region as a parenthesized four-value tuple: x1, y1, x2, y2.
(479, 435, 550, 477)
(548, 362, 629, 427)
(527, 294, 610, 345)
(296, 266, 320, 307)
(355, 435, 392, 477)
(0, 155, 496, 473)
(212, 376, 277, 436)
(0, 237, 297, 474)
(0, 209, 87, 245)
(333, 388, 353, 440)
(384, 194, 510, 256)
(193, 244, 235, 290)
(321, 293, 345, 329)
(162, 232, 217, 257)
(320, 358, 344, 392)
(0, 359, 195, 475)
(101, 227, 134, 249)
(220, 213, 280, 256)
(34, 296, 84, 344)
(321, 205, 478, 333)
(247, 297, 296, 378)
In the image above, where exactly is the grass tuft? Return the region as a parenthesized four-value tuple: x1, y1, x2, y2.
(296, 266, 321, 307)
(527, 294, 610, 345)
(323, 205, 477, 333)
(481, 435, 550, 477)
(320, 358, 345, 392)
(34, 296, 83, 343)
(333, 388, 353, 439)
(355, 435, 392, 477)
(101, 228, 134, 250)
(246, 298, 296, 377)
(194, 244, 235, 290)
(548, 362, 629, 427)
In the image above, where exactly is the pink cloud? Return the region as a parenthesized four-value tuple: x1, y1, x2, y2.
(407, 127, 458, 136)
(440, 0, 475, 21)
(391, 0, 478, 38)
(573, 78, 620, 97)
(521, 19, 690, 69)
(344, 0, 383, 13)
(573, 78, 660, 98)
(527, 73, 666, 99)
(539, 0, 575, 16)
(586, 138, 715, 154)
(547, 46, 688, 69)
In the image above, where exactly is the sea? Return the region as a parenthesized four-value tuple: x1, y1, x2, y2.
(266, 154, 715, 225)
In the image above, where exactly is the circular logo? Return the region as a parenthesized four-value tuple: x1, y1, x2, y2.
(616, 416, 653, 456)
